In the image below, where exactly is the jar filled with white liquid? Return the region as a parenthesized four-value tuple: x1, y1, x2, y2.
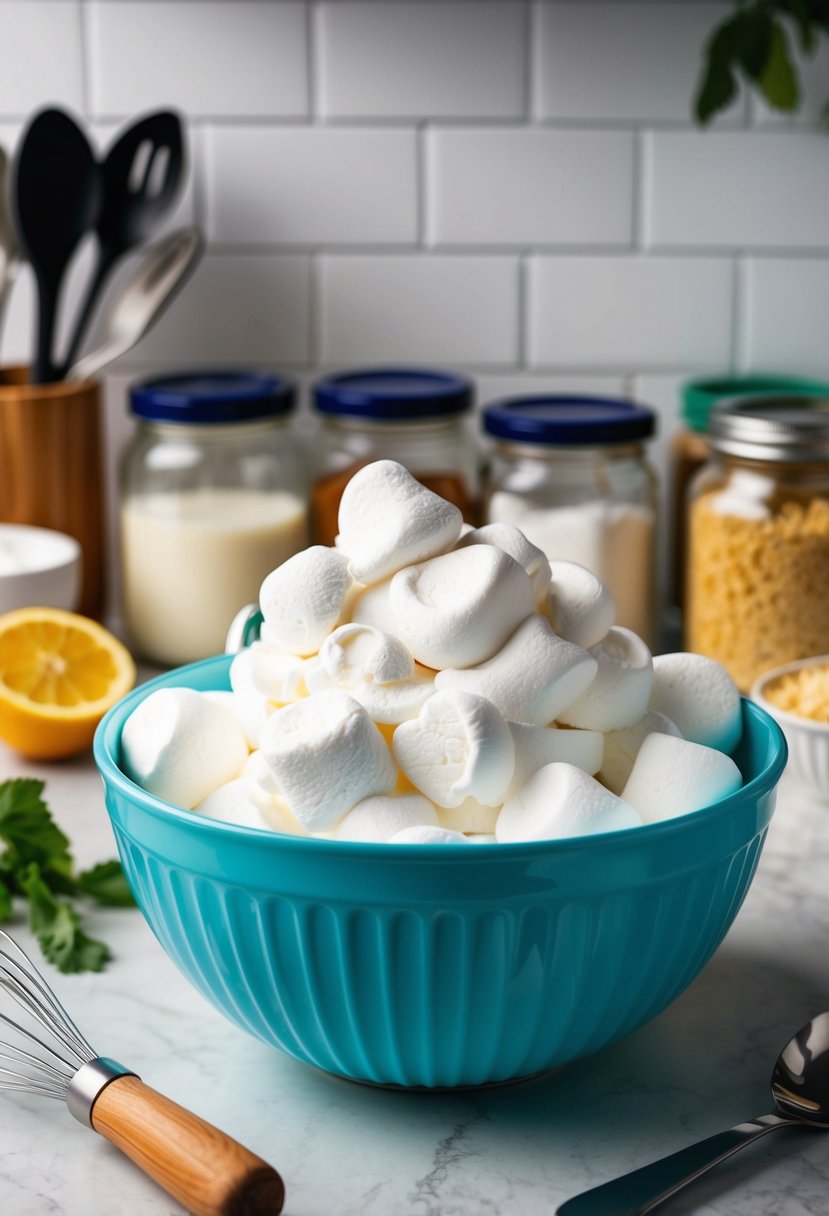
(482, 395, 658, 645)
(120, 372, 308, 666)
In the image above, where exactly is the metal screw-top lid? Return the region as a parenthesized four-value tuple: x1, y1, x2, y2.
(709, 395, 829, 462)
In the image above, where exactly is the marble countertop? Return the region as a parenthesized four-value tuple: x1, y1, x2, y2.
(1, 746, 828, 1216)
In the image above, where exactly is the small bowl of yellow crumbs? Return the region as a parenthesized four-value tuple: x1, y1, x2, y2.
(752, 656, 829, 798)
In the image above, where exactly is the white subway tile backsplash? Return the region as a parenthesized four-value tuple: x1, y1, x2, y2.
(207, 127, 417, 245)
(536, 3, 739, 123)
(745, 258, 829, 373)
(318, 1, 526, 119)
(118, 255, 311, 365)
(474, 372, 627, 410)
(0, 3, 83, 116)
(528, 256, 733, 367)
(428, 129, 633, 246)
(649, 132, 829, 248)
(88, 1, 307, 117)
(320, 256, 519, 366)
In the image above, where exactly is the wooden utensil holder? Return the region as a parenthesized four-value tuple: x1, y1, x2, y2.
(0, 365, 105, 617)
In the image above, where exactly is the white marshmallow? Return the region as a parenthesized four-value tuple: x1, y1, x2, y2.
(649, 653, 742, 753)
(435, 614, 597, 726)
(242, 748, 281, 796)
(390, 546, 534, 670)
(622, 733, 742, 823)
(258, 790, 317, 837)
(205, 688, 269, 750)
(457, 522, 551, 601)
(337, 793, 439, 842)
(259, 546, 352, 655)
(600, 710, 683, 795)
(259, 690, 396, 830)
(545, 560, 616, 650)
(122, 688, 249, 810)
(393, 690, 515, 809)
(194, 779, 270, 829)
(230, 642, 312, 704)
(497, 763, 641, 843)
(506, 721, 603, 798)
(438, 799, 499, 834)
(337, 460, 462, 584)
(340, 667, 436, 725)
(350, 577, 399, 637)
(315, 623, 413, 687)
(388, 825, 468, 844)
(558, 627, 653, 732)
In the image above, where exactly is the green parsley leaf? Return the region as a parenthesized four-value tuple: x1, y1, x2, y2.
(20, 864, 110, 975)
(78, 861, 135, 908)
(0, 779, 72, 874)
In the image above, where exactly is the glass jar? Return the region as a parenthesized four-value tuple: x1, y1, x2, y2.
(482, 396, 658, 646)
(310, 368, 478, 545)
(671, 375, 829, 612)
(686, 395, 829, 692)
(120, 372, 308, 666)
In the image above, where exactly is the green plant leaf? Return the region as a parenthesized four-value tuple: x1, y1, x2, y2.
(0, 779, 73, 874)
(0, 877, 12, 923)
(695, 19, 740, 123)
(734, 9, 774, 79)
(20, 864, 110, 974)
(778, 0, 819, 51)
(78, 860, 134, 908)
(762, 20, 801, 109)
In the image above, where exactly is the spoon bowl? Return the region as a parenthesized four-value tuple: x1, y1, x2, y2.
(558, 1011, 829, 1214)
(67, 226, 204, 383)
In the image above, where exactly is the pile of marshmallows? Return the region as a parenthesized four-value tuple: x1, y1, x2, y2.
(122, 461, 744, 845)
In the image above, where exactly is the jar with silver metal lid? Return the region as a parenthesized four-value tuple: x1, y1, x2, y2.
(686, 395, 829, 691)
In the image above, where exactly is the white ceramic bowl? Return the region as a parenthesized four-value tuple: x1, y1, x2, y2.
(0, 524, 82, 614)
(752, 656, 829, 799)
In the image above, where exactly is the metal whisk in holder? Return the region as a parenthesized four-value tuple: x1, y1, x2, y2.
(0, 929, 284, 1216)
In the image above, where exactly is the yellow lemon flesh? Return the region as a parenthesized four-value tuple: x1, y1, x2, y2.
(0, 608, 135, 759)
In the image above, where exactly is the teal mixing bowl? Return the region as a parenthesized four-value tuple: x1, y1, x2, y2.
(94, 655, 786, 1088)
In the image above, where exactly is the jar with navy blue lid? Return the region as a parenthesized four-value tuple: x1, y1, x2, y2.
(311, 367, 477, 545)
(120, 371, 308, 666)
(482, 395, 658, 645)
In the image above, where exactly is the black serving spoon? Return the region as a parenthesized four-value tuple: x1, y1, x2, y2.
(11, 108, 101, 383)
(60, 109, 184, 376)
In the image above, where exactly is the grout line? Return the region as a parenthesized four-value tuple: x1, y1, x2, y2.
(732, 253, 750, 372)
(78, 1, 93, 119)
(192, 241, 829, 260)
(523, 0, 536, 122)
(308, 253, 321, 366)
(417, 123, 429, 247)
(632, 129, 647, 250)
(518, 254, 530, 367)
(307, 0, 321, 120)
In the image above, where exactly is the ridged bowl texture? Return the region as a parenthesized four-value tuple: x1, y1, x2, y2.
(95, 656, 787, 1088)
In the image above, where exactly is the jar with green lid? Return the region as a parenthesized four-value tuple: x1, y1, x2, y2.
(686, 395, 829, 691)
(671, 374, 829, 611)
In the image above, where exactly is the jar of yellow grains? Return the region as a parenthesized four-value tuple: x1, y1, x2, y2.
(686, 396, 829, 691)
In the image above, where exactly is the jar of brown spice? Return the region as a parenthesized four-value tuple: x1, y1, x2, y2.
(309, 368, 478, 546)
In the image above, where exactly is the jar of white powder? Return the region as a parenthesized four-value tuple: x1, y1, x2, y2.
(482, 395, 658, 645)
(120, 372, 308, 666)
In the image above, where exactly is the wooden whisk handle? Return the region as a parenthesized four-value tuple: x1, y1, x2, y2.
(90, 1074, 284, 1216)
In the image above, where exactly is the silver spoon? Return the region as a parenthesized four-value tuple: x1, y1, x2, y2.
(557, 1011, 829, 1215)
(0, 145, 21, 331)
(67, 225, 203, 383)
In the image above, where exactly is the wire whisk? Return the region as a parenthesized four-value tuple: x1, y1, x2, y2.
(0, 928, 284, 1216)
